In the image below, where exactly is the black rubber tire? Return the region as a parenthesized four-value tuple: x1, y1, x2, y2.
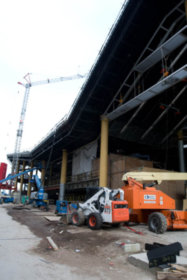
(32, 200, 37, 208)
(45, 205, 49, 211)
(148, 212, 167, 234)
(87, 212, 102, 230)
(112, 223, 121, 227)
(71, 211, 85, 226)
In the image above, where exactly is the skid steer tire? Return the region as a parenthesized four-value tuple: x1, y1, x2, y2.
(71, 211, 85, 226)
(32, 200, 37, 208)
(87, 212, 102, 230)
(112, 223, 121, 228)
(148, 212, 167, 234)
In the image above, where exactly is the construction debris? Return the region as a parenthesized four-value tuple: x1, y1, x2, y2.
(44, 216, 61, 222)
(67, 228, 91, 234)
(146, 242, 183, 268)
(75, 249, 80, 253)
(128, 253, 187, 272)
(122, 243, 141, 253)
(46, 236, 58, 251)
(157, 264, 187, 279)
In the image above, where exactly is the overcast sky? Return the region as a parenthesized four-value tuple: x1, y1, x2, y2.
(0, 0, 126, 168)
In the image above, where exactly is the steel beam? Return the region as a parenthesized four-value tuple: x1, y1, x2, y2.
(141, 86, 186, 139)
(106, 65, 187, 121)
(161, 115, 187, 144)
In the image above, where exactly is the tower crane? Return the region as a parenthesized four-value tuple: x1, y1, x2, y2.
(11, 73, 86, 182)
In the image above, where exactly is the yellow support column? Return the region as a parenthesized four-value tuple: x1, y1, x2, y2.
(59, 150, 67, 201)
(20, 161, 26, 194)
(41, 160, 46, 186)
(14, 161, 20, 191)
(27, 161, 34, 197)
(99, 117, 109, 187)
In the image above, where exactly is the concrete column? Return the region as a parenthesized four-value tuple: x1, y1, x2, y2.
(27, 161, 34, 197)
(41, 160, 46, 186)
(20, 161, 26, 194)
(178, 130, 185, 172)
(59, 150, 67, 201)
(14, 160, 20, 191)
(99, 117, 109, 187)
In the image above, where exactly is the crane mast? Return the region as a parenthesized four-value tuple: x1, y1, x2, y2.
(11, 85, 30, 176)
(11, 73, 86, 180)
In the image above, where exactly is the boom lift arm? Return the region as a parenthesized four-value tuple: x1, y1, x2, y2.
(122, 171, 187, 184)
(30, 174, 49, 209)
(121, 171, 187, 233)
(0, 167, 37, 184)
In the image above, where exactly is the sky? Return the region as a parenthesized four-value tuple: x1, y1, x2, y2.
(0, 0, 126, 169)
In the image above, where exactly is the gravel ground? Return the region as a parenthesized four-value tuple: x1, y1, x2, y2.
(2, 204, 187, 280)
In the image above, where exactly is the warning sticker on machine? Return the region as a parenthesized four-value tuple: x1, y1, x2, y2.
(144, 194, 156, 200)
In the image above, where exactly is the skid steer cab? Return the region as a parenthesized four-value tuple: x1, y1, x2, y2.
(71, 187, 129, 230)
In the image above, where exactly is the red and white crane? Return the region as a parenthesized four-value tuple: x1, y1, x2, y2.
(11, 73, 86, 178)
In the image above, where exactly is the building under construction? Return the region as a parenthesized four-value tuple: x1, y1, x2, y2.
(7, 0, 187, 208)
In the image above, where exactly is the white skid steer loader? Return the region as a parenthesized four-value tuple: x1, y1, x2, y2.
(71, 187, 129, 230)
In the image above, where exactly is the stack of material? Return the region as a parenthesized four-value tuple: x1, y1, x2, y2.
(146, 242, 183, 268)
(92, 154, 185, 208)
(145, 242, 187, 279)
(92, 153, 153, 189)
(110, 156, 153, 189)
(157, 264, 187, 279)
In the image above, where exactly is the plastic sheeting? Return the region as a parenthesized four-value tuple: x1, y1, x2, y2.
(72, 140, 97, 175)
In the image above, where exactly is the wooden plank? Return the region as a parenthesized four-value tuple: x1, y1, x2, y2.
(157, 271, 187, 280)
(46, 236, 58, 250)
(171, 264, 187, 272)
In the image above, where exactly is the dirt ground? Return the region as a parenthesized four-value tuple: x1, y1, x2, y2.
(6, 204, 187, 280)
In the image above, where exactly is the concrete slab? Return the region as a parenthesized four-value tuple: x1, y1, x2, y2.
(128, 252, 187, 271)
(0, 206, 102, 280)
(44, 216, 61, 222)
(67, 228, 92, 234)
(31, 211, 55, 216)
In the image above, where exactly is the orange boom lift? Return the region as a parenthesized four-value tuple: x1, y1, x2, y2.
(121, 172, 187, 233)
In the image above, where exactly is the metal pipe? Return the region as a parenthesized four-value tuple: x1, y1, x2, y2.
(169, 43, 187, 70)
(141, 86, 186, 139)
(41, 160, 45, 186)
(161, 115, 187, 143)
(178, 130, 186, 172)
(27, 161, 34, 197)
(20, 161, 26, 202)
(120, 102, 145, 134)
(14, 160, 20, 192)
